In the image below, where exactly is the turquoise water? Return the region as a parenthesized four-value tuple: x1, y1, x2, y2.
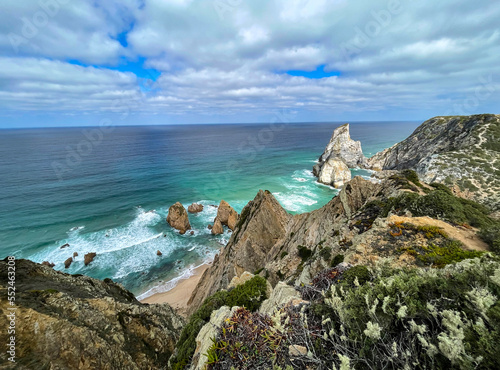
(0, 121, 419, 298)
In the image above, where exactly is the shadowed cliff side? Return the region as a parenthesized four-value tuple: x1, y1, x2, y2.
(0, 259, 184, 370)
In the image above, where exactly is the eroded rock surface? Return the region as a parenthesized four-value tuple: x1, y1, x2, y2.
(167, 202, 191, 234)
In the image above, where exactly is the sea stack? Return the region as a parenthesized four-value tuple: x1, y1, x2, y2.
(313, 123, 367, 188)
(167, 202, 191, 234)
(84, 252, 97, 266)
(214, 200, 239, 231)
(188, 203, 204, 213)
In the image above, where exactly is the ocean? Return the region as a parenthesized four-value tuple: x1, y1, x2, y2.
(0, 121, 419, 298)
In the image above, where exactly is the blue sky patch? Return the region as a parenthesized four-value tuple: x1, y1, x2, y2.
(284, 65, 341, 79)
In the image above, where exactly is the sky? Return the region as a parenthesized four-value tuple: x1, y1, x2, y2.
(0, 0, 499, 128)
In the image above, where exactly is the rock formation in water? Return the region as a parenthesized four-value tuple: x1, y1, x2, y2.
(188, 203, 204, 213)
(211, 219, 224, 235)
(84, 252, 96, 266)
(0, 258, 184, 369)
(213, 200, 239, 231)
(167, 202, 191, 234)
(368, 114, 500, 210)
(313, 123, 367, 188)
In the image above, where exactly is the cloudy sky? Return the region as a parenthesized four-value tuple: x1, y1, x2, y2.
(1, 0, 499, 127)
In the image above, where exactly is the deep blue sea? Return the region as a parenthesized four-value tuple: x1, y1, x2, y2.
(0, 121, 419, 298)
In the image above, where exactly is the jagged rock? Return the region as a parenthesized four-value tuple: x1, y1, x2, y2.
(60, 243, 70, 249)
(73, 252, 78, 258)
(368, 114, 500, 210)
(189, 306, 237, 370)
(187, 190, 291, 315)
(42, 261, 55, 268)
(0, 259, 184, 370)
(289, 345, 308, 357)
(167, 202, 191, 234)
(64, 257, 72, 269)
(207, 224, 213, 230)
(190, 231, 195, 235)
(157, 250, 162, 256)
(211, 219, 224, 235)
(214, 200, 239, 230)
(318, 124, 368, 168)
(317, 157, 352, 188)
(84, 252, 96, 266)
(188, 203, 204, 213)
(259, 282, 301, 315)
(228, 271, 255, 289)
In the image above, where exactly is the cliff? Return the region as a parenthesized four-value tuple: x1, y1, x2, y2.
(0, 259, 184, 369)
(368, 114, 500, 210)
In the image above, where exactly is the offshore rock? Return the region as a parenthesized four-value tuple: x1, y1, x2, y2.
(0, 259, 184, 370)
(84, 252, 96, 266)
(317, 157, 352, 188)
(318, 124, 368, 168)
(188, 203, 204, 213)
(167, 202, 191, 234)
(64, 257, 72, 269)
(214, 200, 239, 231)
(211, 219, 224, 235)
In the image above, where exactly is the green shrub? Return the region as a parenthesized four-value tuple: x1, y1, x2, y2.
(318, 246, 332, 261)
(280, 251, 288, 259)
(297, 245, 312, 261)
(330, 254, 344, 267)
(479, 223, 500, 253)
(170, 276, 268, 369)
(340, 265, 370, 286)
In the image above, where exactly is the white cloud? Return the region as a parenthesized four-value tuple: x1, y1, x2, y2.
(0, 0, 499, 124)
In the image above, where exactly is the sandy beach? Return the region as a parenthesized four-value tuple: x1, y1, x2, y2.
(140, 263, 210, 316)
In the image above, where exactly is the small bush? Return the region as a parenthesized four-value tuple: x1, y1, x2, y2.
(318, 246, 332, 261)
(280, 251, 288, 259)
(340, 265, 370, 286)
(330, 254, 344, 267)
(297, 245, 312, 261)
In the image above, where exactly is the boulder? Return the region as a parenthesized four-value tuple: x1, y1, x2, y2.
(207, 224, 212, 230)
(84, 252, 97, 266)
(42, 261, 55, 268)
(64, 257, 72, 269)
(188, 203, 204, 213)
(157, 250, 162, 256)
(318, 157, 352, 188)
(211, 219, 224, 235)
(228, 271, 255, 289)
(215, 200, 239, 230)
(73, 252, 78, 258)
(259, 282, 301, 315)
(60, 243, 70, 249)
(190, 231, 195, 235)
(167, 202, 191, 234)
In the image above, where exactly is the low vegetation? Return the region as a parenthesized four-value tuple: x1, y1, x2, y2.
(170, 276, 269, 370)
(205, 255, 500, 369)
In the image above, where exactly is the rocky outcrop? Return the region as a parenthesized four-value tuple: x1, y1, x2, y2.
(316, 157, 352, 188)
(187, 190, 292, 315)
(64, 257, 72, 268)
(188, 203, 204, 213)
(368, 114, 500, 210)
(259, 282, 301, 315)
(167, 202, 191, 234)
(84, 252, 96, 266)
(318, 124, 368, 168)
(0, 259, 184, 370)
(211, 219, 224, 235)
(214, 200, 239, 231)
(313, 123, 367, 188)
(42, 261, 55, 268)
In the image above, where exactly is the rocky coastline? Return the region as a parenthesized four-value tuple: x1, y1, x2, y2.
(2, 114, 499, 369)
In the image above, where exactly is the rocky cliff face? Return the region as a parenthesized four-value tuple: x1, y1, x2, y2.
(313, 123, 368, 188)
(186, 190, 292, 315)
(0, 259, 184, 369)
(368, 114, 500, 210)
